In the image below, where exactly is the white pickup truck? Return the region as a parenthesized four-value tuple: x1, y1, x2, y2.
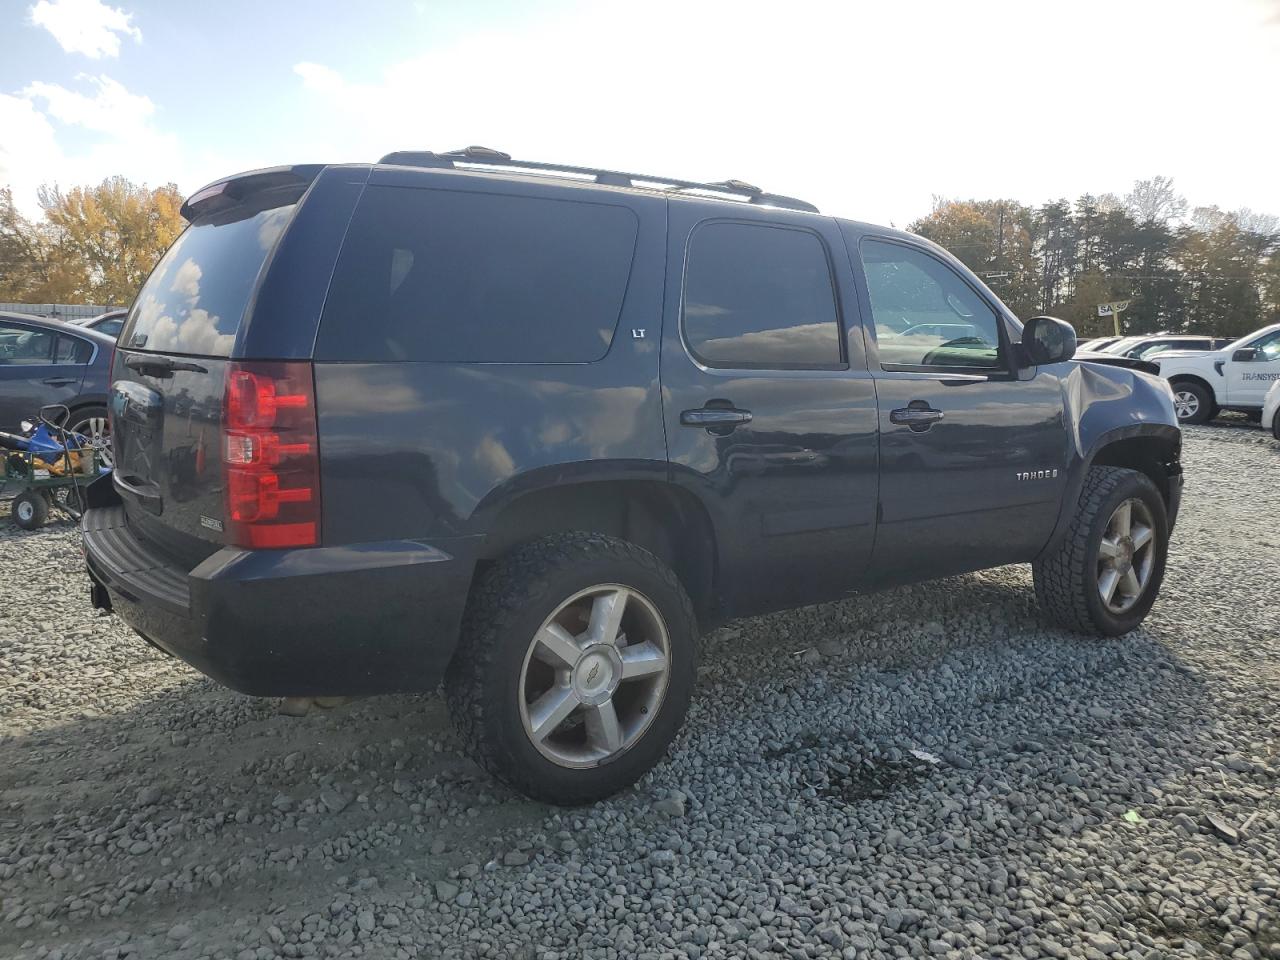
(1153, 322, 1280, 423)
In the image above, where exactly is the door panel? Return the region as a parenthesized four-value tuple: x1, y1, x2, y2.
(849, 233, 1069, 581)
(661, 206, 879, 616)
(0, 321, 86, 430)
(1225, 329, 1280, 405)
(870, 372, 1068, 580)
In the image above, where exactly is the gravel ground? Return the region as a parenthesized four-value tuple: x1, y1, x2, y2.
(2, 423, 1278, 960)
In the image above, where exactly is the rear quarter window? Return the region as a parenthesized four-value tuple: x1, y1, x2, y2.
(316, 186, 639, 363)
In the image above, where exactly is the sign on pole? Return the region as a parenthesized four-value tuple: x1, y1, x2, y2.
(1096, 300, 1131, 336)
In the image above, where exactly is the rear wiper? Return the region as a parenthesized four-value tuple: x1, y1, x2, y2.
(124, 355, 209, 377)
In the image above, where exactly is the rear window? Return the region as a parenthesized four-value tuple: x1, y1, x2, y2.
(121, 195, 298, 357)
(316, 186, 638, 363)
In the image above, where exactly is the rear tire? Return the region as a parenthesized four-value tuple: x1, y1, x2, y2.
(1170, 382, 1212, 424)
(1272, 408, 1280, 441)
(1033, 466, 1169, 636)
(68, 406, 112, 470)
(13, 490, 49, 530)
(445, 532, 697, 805)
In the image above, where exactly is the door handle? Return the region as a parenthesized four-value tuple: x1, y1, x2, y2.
(42, 377, 78, 387)
(890, 403, 945, 432)
(681, 405, 753, 433)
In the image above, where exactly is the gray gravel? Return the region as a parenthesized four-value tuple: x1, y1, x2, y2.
(2, 423, 1278, 960)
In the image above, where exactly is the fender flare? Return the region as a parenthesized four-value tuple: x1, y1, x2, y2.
(1036, 422, 1182, 560)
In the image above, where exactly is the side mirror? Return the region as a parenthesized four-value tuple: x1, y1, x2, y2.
(1020, 316, 1077, 366)
(1232, 348, 1260, 362)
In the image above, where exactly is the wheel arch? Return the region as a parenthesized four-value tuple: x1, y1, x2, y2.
(472, 478, 720, 628)
(1038, 423, 1182, 561)
(1165, 372, 1217, 399)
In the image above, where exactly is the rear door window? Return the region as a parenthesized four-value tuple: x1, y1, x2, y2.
(316, 186, 639, 363)
(681, 221, 842, 369)
(121, 195, 298, 357)
(0, 322, 54, 364)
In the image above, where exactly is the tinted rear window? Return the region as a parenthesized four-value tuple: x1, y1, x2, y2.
(121, 195, 298, 357)
(682, 221, 842, 369)
(316, 186, 638, 363)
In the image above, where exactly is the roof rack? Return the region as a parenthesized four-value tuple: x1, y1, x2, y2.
(377, 146, 819, 213)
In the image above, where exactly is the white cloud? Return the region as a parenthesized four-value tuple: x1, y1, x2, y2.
(170, 257, 202, 298)
(0, 75, 187, 218)
(288, 0, 1280, 226)
(29, 0, 142, 59)
(293, 62, 345, 95)
(23, 75, 154, 135)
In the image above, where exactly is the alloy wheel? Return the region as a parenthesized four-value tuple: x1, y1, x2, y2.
(70, 416, 112, 469)
(518, 584, 671, 768)
(1172, 390, 1199, 421)
(1096, 498, 1156, 614)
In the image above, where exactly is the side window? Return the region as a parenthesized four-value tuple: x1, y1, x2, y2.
(1248, 329, 1280, 360)
(0, 322, 55, 365)
(317, 186, 639, 363)
(682, 222, 842, 369)
(55, 335, 93, 364)
(97, 317, 124, 338)
(860, 240, 1003, 370)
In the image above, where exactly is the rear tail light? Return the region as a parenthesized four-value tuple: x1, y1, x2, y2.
(222, 360, 321, 549)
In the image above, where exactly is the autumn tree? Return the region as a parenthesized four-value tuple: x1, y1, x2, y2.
(908, 198, 1039, 317)
(0, 177, 184, 306)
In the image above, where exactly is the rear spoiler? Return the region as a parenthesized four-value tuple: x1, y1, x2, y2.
(181, 165, 326, 221)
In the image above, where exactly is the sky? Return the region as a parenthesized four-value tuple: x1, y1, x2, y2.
(1, 0, 1278, 227)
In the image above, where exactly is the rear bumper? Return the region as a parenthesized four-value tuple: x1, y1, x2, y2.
(83, 504, 477, 697)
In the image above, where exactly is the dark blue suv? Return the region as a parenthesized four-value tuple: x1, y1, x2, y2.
(83, 149, 1183, 803)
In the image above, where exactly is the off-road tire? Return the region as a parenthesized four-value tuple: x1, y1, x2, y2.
(1033, 466, 1169, 636)
(13, 490, 49, 530)
(1171, 381, 1212, 425)
(445, 532, 697, 805)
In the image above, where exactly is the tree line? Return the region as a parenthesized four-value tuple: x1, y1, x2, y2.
(910, 177, 1280, 340)
(0, 178, 184, 307)
(1, 174, 1277, 340)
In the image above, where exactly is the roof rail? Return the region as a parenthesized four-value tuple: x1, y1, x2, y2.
(377, 146, 819, 213)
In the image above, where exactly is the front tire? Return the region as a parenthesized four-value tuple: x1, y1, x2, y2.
(445, 533, 697, 805)
(1272, 408, 1280, 441)
(1170, 382, 1212, 425)
(1033, 466, 1169, 636)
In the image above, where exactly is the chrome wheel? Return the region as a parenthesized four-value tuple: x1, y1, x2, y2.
(1172, 390, 1199, 421)
(70, 415, 112, 469)
(518, 584, 671, 768)
(16, 499, 35, 523)
(1096, 498, 1156, 614)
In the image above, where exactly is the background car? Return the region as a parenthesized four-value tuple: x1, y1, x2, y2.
(1077, 336, 1123, 352)
(1154, 322, 1280, 423)
(1101, 333, 1229, 359)
(68, 309, 128, 339)
(0, 311, 116, 465)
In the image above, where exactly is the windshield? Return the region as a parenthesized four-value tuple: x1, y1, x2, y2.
(119, 196, 297, 357)
(1101, 336, 1145, 354)
(1223, 325, 1280, 355)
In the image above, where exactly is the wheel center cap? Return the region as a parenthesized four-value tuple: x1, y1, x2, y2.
(574, 646, 620, 705)
(1115, 537, 1135, 572)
